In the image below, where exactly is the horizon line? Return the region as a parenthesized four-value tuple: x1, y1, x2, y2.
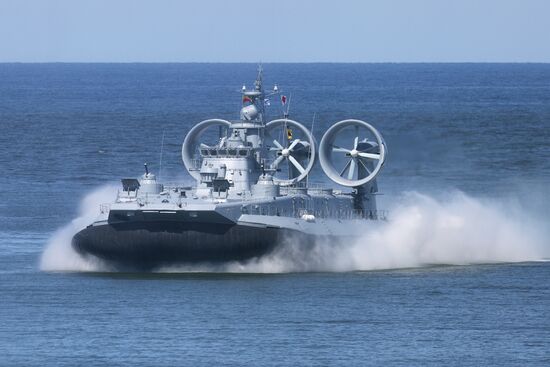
(1, 61, 550, 64)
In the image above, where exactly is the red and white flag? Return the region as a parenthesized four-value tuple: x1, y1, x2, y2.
(281, 95, 287, 105)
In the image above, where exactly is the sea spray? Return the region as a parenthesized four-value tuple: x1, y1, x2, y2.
(40, 185, 118, 272)
(342, 191, 547, 270)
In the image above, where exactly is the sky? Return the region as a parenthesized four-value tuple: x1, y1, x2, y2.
(0, 0, 549, 62)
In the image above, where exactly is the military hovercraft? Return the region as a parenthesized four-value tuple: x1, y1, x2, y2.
(72, 68, 387, 269)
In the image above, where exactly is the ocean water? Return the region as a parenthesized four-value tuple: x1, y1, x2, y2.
(1, 63, 550, 365)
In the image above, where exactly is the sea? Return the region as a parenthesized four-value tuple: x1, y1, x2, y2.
(1, 63, 549, 366)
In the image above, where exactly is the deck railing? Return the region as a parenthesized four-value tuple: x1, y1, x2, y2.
(241, 205, 388, 221)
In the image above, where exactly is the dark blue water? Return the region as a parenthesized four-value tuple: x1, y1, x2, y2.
(1, 64, 550, 365)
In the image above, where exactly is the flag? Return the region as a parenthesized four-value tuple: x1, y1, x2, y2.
(287, 128, 293, 140)
(281, 95, 287, 105)
(243, 95, 253, 104)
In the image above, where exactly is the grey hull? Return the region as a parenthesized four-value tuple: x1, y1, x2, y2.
(72, 221, 311, 269)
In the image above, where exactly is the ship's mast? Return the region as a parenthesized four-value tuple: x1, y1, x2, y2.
(240, 65, 266, 124)
(254, 65, 265, 123)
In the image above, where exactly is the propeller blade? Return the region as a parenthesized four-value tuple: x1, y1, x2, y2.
(353, 136, 359, 150)
(288, 139, 301, 151)
(357, 158, 372, 175)
(332, 147, 350, 153)
(288, 155, 305, 174)
(273, 140, 284, 150)
(339, 159, 351, 177)
(357, 152, 380, 160)
(271, 155, 285, 168)
(348, 158, 356, 180)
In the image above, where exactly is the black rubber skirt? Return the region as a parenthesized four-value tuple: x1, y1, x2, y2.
(72, 221, 301, 269)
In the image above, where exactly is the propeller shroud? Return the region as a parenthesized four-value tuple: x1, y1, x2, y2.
(181, 119, 232, 180)
(318, 119, 386, 187)
(264, 118, 316, 186)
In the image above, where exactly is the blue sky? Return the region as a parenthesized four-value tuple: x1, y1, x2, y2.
(0, 0, 548, 62)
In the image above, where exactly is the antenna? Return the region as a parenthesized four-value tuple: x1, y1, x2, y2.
(159, 130, 165, 180)
(285, 93, 292, 117)
(282, 92, 292, 119)
(256, 63, 263, 90)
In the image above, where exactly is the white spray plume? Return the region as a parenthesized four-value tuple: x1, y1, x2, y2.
(343, 191, 547, 270)
(40, 185, 118, 272)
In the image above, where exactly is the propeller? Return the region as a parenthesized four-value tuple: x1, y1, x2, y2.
(265, 119, 316, 186)
(319, 119, 386, 187)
